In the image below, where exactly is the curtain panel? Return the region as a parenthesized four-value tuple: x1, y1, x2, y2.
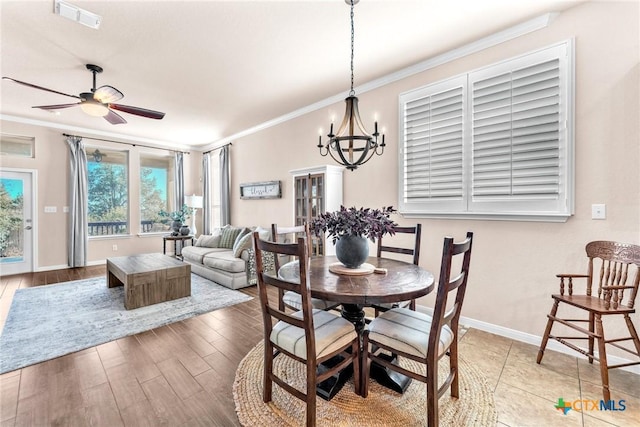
(220, 145, 230, 226)
(66, 135, 88, 267)
(174, 152, 184, 210)
(202, 151, 211, 235)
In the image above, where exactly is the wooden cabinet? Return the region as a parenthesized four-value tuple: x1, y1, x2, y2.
(290, 165, 343, 256)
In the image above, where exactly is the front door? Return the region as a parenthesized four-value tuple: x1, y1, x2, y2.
(0, 170, 34, 275)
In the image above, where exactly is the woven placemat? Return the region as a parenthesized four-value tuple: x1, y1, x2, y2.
(233, 341, 497, 426)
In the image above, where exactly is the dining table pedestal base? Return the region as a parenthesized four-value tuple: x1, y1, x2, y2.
(316, 356, 353, 401)
(369, 352, 412, 394)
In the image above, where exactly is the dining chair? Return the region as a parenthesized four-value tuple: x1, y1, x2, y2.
(252, 232, 361, 427)
(271, 223, 339, 312)
(537, 240, 640, 402)
(362, 232, 473, 427)
(372, 224, 422, 316)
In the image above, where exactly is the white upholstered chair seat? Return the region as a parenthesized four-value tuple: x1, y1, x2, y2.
(282, 291, 340, 311)
(279, 260, 340, 311)
(367, 308, 454, 359)
(271, 309, 357, 359)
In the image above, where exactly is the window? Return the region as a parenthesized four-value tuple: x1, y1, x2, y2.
(87, 148, 129, 236)
(1, 134, 34, 158)
(139, 153, 175, 233)
(399, 41, 574, 221)
(209, 149, 222, 229)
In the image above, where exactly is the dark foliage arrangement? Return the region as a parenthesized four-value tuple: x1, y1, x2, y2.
(310, 206, 397, 243)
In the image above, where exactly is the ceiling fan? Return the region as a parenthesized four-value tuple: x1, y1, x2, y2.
(2, 64, 165, 125)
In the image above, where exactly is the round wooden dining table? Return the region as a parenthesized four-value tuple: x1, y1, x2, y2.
(302, 255, 435, 334)
(279, 255, 435, 398)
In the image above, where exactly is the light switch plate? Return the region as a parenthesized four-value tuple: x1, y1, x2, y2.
(44, 206, 57, 213)
(591, 204, 606, 220)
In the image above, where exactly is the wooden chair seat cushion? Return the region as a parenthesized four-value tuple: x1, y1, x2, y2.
(282, 291, 339, 311)
(271, 309, 357, 359)
(552, 294, 636, 314)
(368, 308, 454, 359)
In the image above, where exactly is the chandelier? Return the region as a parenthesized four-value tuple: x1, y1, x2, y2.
(317, 0, 385, 171)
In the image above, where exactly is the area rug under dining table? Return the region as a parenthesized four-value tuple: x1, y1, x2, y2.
(233, 341, 498, 426)
(0, 273, 252, 374)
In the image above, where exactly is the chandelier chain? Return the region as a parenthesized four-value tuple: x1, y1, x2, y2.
(349, 0, 355, 96)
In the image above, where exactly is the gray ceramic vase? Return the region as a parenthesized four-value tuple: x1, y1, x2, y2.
(335, 235, 369, 268)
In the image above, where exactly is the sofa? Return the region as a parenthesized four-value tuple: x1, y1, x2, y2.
(181, 225, 271, 289)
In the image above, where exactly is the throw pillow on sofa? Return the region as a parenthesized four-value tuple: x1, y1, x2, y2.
(219, 227, 244, 249)
(195, 234, 221, 248)
(195, 228, 222, 248)
(232, 226, 270, 257)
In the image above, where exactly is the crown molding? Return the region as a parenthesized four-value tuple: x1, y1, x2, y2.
(0, 114, 191, 151)
(201, 12, 558, 152)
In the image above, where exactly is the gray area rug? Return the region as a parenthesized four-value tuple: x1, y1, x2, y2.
(0, 273, 252, 374)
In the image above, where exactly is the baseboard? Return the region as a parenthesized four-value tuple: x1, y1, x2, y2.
(36, 259, 106, 272)
(36, 264, 70, 272)
(417, 306, 640, 376)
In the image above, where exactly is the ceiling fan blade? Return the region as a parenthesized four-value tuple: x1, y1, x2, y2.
(2, 77, 81, 100)
(104, 109, 127, 125)
(94, 85, 123, 103)
(109, 103, 165, 120)
(32, 103, 80, 110)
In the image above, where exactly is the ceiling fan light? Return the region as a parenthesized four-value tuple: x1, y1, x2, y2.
(80, 101, 109, 117)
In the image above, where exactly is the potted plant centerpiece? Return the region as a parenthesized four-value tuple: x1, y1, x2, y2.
(159, 204, 191, 236)
(311, 206, 397, 268)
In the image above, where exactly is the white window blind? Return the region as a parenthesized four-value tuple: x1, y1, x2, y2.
(405, 84, 464, 200)
(399, 41, 573, 221)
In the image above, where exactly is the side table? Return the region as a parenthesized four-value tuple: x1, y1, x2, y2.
(163, 235, 195, 260)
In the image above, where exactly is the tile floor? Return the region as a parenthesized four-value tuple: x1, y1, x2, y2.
(459, 328, 640, 426)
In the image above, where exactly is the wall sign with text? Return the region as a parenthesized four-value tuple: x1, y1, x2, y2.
(239, 181, 282, 199)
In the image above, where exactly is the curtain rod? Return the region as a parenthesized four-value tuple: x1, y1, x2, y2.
(63, 133, 190, 155)
(202, 142, 232, 155)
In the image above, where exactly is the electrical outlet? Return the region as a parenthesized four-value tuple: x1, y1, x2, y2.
(112, 244, 118, 251)
(592, 204, 606, 220)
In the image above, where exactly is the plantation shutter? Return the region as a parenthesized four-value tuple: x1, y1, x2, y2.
(471, 58, 560, 200)
(398, 41, 572, 220)
(400, 76, 466, 213)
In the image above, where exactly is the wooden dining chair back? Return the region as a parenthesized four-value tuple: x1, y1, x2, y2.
(271, 223, 339, 312)
(362, 232, 473, 427)
(373, 224, 422, 315)
(537, 240, 640, 402)
(252, 232, 360, 427)
(271, 224, 311, 310)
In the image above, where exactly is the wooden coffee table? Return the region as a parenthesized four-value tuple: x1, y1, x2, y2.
(107, 253, 191, 310)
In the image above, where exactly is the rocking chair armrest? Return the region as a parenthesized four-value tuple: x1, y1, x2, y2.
(603, 285, 635, 290)
(556, 274, 589, 278)
(556, 274, 589, 295)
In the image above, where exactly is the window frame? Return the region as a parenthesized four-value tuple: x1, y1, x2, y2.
(398, 40, 574, 222)
(138, 151, 175, 235)
(86, 146, 130, 238)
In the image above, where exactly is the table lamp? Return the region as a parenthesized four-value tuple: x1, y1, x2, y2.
(185, 194, 204, 236)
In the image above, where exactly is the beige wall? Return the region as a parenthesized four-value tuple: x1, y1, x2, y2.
(0, 121, 200, 268)
(228, 1, 639, 358)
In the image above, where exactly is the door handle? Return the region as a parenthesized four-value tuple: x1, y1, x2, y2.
(25, 226, 32, 230)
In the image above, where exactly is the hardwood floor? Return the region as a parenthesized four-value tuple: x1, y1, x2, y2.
(1, 266, 639, 426)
